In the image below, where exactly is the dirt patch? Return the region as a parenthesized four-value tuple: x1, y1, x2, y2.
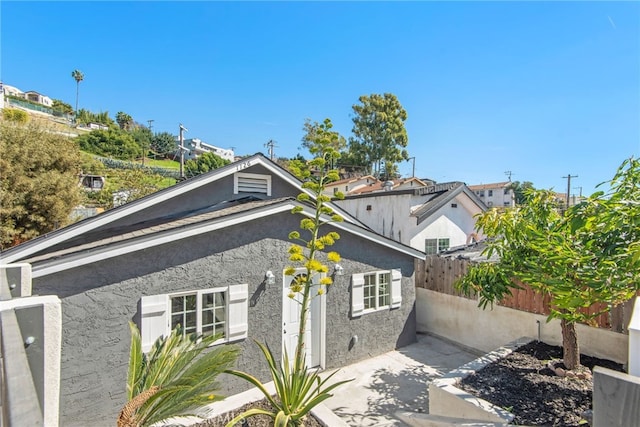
(458, 341, 624, 426)
(195, 398, 324, 427)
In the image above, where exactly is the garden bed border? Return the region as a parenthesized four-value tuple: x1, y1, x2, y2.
(428, 336, 534, 423)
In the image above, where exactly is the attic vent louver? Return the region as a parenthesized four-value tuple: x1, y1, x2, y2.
(234, 172, 271, 196)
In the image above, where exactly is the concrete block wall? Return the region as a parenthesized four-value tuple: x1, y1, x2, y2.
(417, 288, 628, 364)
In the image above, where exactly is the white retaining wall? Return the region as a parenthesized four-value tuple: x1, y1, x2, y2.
(417, 288, 628, 365)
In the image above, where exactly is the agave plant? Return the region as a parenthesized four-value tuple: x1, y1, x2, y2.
(226, 119, 351, 426)
(118, 322, 239, 427)
(225, 341, 350, 427)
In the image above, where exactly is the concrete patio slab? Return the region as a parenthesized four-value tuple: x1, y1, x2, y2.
(322, 333, 482, 426)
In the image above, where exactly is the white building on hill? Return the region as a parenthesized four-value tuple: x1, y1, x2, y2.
(179, 138, 234, 162)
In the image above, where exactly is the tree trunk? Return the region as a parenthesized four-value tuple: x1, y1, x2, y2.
(561, 319, 580, 370)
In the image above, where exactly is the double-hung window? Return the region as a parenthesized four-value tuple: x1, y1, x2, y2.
(425, 238, 450, 255)
(140, 284, 248, 352)
(351, 269, 402, 317)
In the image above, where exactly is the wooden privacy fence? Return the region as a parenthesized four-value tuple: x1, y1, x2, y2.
(416, 256, 639, 334)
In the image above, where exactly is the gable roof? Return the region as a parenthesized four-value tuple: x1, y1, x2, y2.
(0, 153, 367, 264)
(23, 197, 425, 278)
(410, 182, 487, 224)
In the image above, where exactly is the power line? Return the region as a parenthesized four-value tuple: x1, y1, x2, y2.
(504, 171, 514, 181)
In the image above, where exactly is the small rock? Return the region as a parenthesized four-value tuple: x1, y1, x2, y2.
(555, 367, 566, 377)
(566, 370, 576, 378)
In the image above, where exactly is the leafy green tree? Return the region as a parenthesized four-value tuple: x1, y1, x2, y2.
(151, 132, 177, 158)
(227, 118, 351, 426)
(184, 152, 230, 177)
(509, 181, 536, 205)
(457, 158, 640, 370)
(118, 322, 239, 427)
(129, 127, 153, 163)
(76, 129, 142, 160)
(350, 93, 409, 179)
(71, 69, 84, 117)
(0, 122, 82, 249)
(52, 99, 74, 115)
(2, 108, 29, 124)
(75, 109, 116, 127)
(116, 111, 134, 131)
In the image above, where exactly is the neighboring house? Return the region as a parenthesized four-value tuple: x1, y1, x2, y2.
(78, 174, 106, 191)
(468, 181, 515, 208)
(1, 82, 23, 98)
(1, 83, 53, 108)
(352, 177, 433, 195)
(86, 122, 109, 130)
(333, 181, 487, 255)
(179, 137, 235, 162)
(0, 153, 424, 425)
(24, 91, 53, 107)
(322, 175, 379, 196)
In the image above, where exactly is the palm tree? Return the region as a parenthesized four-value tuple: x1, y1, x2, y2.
(71, 69, 84, 119)
(118, 322, 239, 427)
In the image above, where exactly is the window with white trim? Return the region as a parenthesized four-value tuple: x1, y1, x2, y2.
(351, 269, 401, 317)
(140, 284, 248, 352)
(425, 238, 450, 255)
(234, 172, 271, 196)
(170, 290, 226, 338)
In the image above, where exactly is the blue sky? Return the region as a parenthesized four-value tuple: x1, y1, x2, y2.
(2, 1, 639, 196)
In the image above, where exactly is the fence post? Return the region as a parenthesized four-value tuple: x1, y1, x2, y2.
(628, 297, 640, 377)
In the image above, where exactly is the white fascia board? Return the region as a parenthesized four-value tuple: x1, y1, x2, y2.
(33, 203, 296, 278)
(32, 201, 421, 278)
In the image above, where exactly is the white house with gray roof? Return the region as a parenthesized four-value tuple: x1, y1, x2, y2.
(333, 182, 487, 255)
(0, 153, 425, 425)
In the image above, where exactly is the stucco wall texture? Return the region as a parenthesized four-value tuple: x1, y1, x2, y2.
(33, 211, 416, 426)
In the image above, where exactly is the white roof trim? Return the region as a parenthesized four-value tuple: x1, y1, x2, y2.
(1, 154, 360, 264)
(31, 201, 423, 278)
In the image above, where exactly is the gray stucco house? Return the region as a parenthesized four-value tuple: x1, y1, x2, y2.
(0, 154, 425, 426)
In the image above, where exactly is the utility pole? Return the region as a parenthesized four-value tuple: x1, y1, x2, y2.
(144, 119, 154, 165)
(407, 157, 416, 178)
(265, 139, 277, 161)
(504, 171, 514, 181)
(562, 174, 578, 209)
(573, 186, 583, 205)
(178, 124, 188, 180)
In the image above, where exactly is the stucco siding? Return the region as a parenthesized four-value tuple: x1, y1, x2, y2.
(32, 211, 416, 426)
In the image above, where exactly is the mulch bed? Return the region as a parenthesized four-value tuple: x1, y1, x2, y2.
(195, 398, 324, 427)
(458, 341, 624, 426)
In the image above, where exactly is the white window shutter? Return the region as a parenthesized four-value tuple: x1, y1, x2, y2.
(140, 294, 169, 353)
(351, 274, 365, 317)
(228, 284, 248, 341)
(390, 269, 402, 309)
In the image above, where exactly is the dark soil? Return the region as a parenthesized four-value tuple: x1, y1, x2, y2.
(458, 341, 624, 426)
(194, 398, 324, 427)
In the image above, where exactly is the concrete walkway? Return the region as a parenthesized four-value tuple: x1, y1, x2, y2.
(321, 334, 481, 427)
